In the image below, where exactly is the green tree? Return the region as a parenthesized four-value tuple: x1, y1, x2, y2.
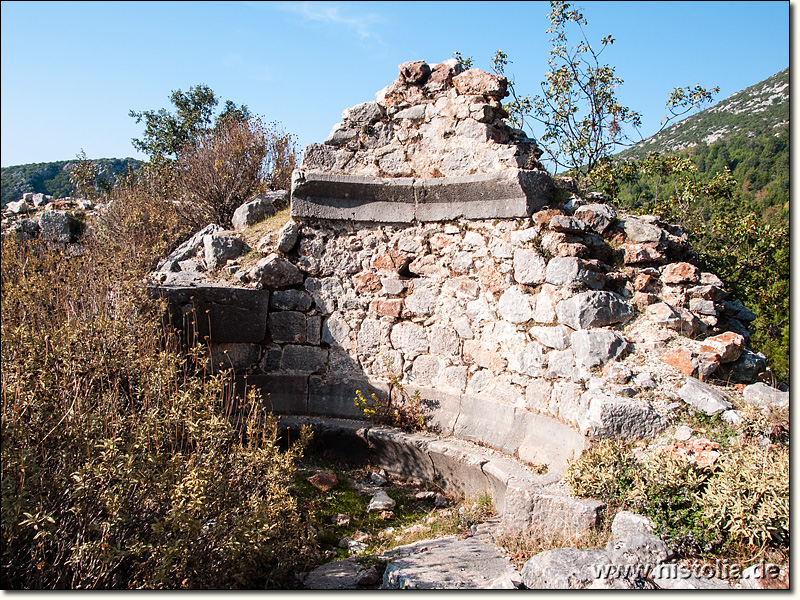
(129, 84, 251, 165)
(496, 1, 717, 178)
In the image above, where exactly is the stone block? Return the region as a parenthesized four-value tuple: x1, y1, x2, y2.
(677, 377, 732, 415)
(453, 395, 526, 455)
(513, 248, 547, 285)
(39, 210, 80, 243)
(516, 411, 588, 476)
(209, 343, 260, 372)
(406, 385, 461, 435)
(366, 427, 437, 483)
(270, 288, 313, 312)
(426, 438, 490, 500)
(248, 253, 304, 289)
(309, 377, 389, 419)
(414, 169, 553, 222)
(269, 311, 307, 344)
(292, 172, 416, 223)
(556, 291, 633, 330)
(281, 345, 328, 374)
(611, 511, 655, 540)
(742, 382, 789, 411)
(521, 549, 611, 589)
(571, 329, 629, 369)
(504, 488, 605, 539)
(231, 194, 275, 231)
(239, 374, 309, 414)
(580, 392, 667, 439)
(153, 284, 269, 344)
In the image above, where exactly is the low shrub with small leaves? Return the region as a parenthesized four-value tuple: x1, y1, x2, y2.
(566, 436, 788, 559)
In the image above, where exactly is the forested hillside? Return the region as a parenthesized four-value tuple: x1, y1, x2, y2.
(592, 68, 789, 382)
(613, 68, 789, 225)
(620, 68, 788, 159)
(1, 157, 141, 207)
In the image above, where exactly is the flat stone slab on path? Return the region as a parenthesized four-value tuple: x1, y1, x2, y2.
(380, 531, 520, 589)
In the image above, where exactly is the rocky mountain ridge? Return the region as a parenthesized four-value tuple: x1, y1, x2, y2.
(618, 67, 788, 159)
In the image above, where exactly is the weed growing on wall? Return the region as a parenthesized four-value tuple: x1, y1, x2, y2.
(354, 357, 427, 432)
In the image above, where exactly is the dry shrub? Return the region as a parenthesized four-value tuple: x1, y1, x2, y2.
(566, 435, 789, 559)
(494, 521, 610, 569)
(177, 118, 296, 229)
(564, 439, 635, 507)
(95, 162, 191, 271)
(699, 442, 788, 548)
(1, 232, 309, 588)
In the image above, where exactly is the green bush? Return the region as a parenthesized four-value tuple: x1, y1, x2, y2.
(1, 227, 309, 588)
(566, 438, 789, 558)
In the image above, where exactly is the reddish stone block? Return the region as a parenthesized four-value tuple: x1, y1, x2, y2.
(352, 271, 382, 294)
(624, 243, 664, 264)
(370, 299, 403, 318)
(373, 250, 411, 272)
(700, 331, 745, 364)
(661, 262, 700, 285)
(659, 347, 696, 376)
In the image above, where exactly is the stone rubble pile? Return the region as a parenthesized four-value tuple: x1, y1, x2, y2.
(1, 192, 96, 246)
(303, 59, 543, 179)
(150, 62, 784, 462)
(143, 60, 787, 589)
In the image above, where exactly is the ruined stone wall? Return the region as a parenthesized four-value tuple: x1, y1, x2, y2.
(154, 62, 767, 477)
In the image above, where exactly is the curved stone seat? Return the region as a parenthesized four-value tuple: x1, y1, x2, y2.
(277, 416, 603, 536)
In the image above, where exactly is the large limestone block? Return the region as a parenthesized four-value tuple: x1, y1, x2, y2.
(515, 411, 588, 476)
(556, 291, 633, 330)
(426, 439, 491, 500)
(203, 231, 243, 271)
(521, 549, 612, 589)
(292, 171, 416, 222)
(610, 511, 655, 540)
(239, 374, 309, 414)
(545, 257, 606, 289)
(414, 169, 553, 222)
(292, 169, 554, 223)
(606, 533, 673, 565)
(309, 377, 389, 419)
(571, 329, 629, 369)
(39, 210, 81, 244)
(677, 377, 732, 415)
(382, 535, 519, 589)
(153, 284, 269, 344)
(742, 382, 789, 411)
(366, 427, 437, 483)
(452, 395, 527, 456)
(231, 193, 276, 230)
(579, 392, 666, 439)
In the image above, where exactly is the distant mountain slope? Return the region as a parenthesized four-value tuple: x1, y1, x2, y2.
(618, 67, 788, 160)
(1, 158, 142, 207)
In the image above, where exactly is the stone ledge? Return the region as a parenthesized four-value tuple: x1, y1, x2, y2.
(274, 416, 602, 536)
(291, 169, 553, 223)
(150, 284, 270, 344)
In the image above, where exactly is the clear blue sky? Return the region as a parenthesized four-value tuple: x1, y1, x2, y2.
(0, 1, 790, 167)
